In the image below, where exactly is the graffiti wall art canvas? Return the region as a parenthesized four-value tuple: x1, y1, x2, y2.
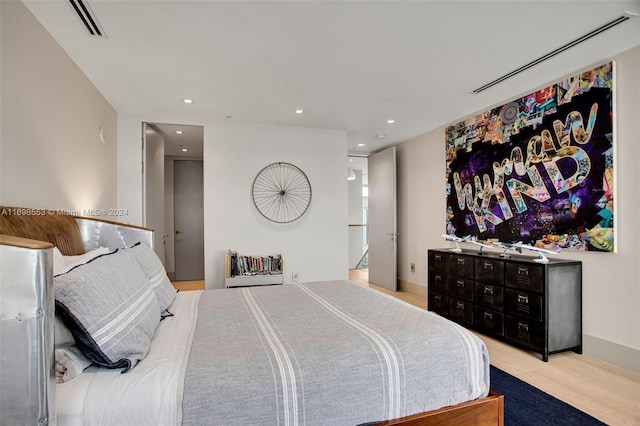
(445, 62, 614, 252)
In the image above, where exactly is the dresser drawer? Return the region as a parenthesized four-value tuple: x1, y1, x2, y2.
(428, 292, 449, 316)
(505, 289, 543, 321)
(506, 263, 543, 292)
(448, 277, 474, 301)
(429, 251, 449, 273)
(474, 282, 504, 310)
(449, 299, 473, 325)
(474, 258, 504, 284)
(428, 270, 448, 294)
(449, 254, 474, 279)
(474, 307, 504, 337)
(505, 316, 543, 352)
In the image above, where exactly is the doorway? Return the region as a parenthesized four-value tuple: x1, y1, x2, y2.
(367, 146, 397, 291)
(348, 155, 369, 276)
(173, 160, 204, 281)
(142, 122, 204, 282)
(143, 123, 166, 263)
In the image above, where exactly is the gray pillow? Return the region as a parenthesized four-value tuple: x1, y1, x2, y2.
(54, 249, 161, 372)
(126, 243, 177, 312)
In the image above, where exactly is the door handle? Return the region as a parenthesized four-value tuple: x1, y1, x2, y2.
(385, 232, 398, 241)
(175, 230, 184, 235)
(162, 233, 169, 245)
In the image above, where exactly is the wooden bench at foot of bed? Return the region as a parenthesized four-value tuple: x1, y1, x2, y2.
(377, 390, 504, 426)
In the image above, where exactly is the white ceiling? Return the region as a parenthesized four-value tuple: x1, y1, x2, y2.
(23, 1, 640, 160)
(148, 122, 204, 158)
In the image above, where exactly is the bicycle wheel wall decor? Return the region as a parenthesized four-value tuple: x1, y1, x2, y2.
(252, 162, 312, 223)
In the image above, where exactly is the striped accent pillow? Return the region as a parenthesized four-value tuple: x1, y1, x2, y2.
(54, 249, 161, 372)
(127, 243, 177, 312)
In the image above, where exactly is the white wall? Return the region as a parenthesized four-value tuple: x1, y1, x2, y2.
(118, 115, 348, 289)
(0, 1, 117, 212)
(206, 123, 348, 288)
(396, 46, 640, 372)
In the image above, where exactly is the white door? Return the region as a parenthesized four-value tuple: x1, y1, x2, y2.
(174, 160, 204, 281)
(367, 146, 397, 291)
(142, 123, 166, 264)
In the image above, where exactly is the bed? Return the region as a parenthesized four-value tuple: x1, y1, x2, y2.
(0, 207, 503, 426)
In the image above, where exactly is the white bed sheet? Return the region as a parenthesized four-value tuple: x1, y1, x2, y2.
(56, 290, 202, 426)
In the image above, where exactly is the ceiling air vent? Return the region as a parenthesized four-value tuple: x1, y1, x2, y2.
(69, 0, 105, 37)
(472, 14, 635, 94)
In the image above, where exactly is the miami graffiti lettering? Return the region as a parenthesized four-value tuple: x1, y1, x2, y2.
(452, 103, 598, 232)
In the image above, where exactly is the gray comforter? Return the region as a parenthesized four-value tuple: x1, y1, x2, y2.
(181, 280, 489, 425)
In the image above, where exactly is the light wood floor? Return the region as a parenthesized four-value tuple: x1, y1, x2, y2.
(348, 269, 640, 426)
(172, 280, 206, 291)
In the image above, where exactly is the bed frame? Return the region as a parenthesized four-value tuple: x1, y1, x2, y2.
(0, 207, 504, 426)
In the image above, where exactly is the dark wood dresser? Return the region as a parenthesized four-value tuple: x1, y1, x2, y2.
(428, 248, 582, 361)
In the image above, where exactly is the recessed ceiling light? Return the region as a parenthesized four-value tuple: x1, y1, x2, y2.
(386, 119, 395, 124)
(175, 130, 183, 134)
(183, 98, 193, 104)
(295, 109, 304, 114)
(181, 147, 188, 152)
(357, 143, 366, 147)
(348, 158, 354, 162)
(376, 134, 386, 139)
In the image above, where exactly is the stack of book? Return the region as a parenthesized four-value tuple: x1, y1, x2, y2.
(225, 250, 283, 277)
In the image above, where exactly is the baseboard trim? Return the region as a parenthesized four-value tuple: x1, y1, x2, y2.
(398, 280, 426, 298)
(583, 334, 640, 374)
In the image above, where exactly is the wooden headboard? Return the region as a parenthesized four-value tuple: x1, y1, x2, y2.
(0, 207, 85, 255)
(0, 206, 154, 254)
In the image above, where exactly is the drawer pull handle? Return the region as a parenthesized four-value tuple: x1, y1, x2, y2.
(435, 254, 442, 261)
(484, 286, 494, 295)
(457, 258, 466, 266)
(434, 295, 441, 302)
(518, 322, 529, 332)
(435, 275, 442, 282)
(517, 267, 529, 276)
(517, 294, 529, 304)
(483, 262, 494, 271)
(456, 280, 465, 288)
(456, 302, 465, 310)
(483, 312, 493, 320)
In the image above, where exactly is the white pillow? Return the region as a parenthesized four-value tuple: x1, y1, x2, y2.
(54, 246, 112, 276)
(55, 346, 92, 383)
(55, 316, 75, 347)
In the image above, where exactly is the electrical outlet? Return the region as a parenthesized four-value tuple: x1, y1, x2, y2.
(410, 263, 415, 273)
(292, 271, 299, 282)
